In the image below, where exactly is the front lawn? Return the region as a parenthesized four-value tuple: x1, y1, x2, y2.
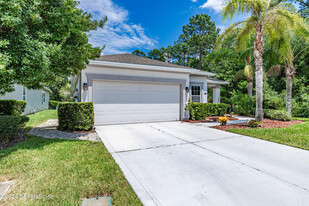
(228, 118, 309, 150)
(0, 137, 141, 205)
(25, 110, 58, 129)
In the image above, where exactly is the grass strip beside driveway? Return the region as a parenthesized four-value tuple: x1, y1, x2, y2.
(227, 118, 309, 150)
(0, 136, 141, 206)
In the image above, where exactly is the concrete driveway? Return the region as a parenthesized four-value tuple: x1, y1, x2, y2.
(96, 122, 309, 206)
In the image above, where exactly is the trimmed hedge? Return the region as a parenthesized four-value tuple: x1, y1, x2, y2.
(58, 102, 94, 131)
(0, 100, 27, 116)
(187, 103, 230, 120)
(264, 109, 292, 121)
(0, 116, 29, 143)
(49, 100, 58, 110)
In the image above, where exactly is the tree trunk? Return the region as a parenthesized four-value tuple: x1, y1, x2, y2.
(247, 81, 253, 97)
(198, 46, 203, 69)
(286, 75, 293, 116)
(285, 63, 295, 116)
(253, 26, 264, 122)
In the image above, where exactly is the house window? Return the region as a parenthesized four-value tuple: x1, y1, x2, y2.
(22, 86, 27, 101)
(42, 92, 46, 105)
(191, 85, 201, 102)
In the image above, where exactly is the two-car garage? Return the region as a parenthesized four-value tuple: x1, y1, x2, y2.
(93, 80, 181, 125)
(79, 54, 224, 125)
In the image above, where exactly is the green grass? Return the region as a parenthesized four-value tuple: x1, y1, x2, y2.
(227, 118, 309, 150)
(0, 137, 142, 206)
(25, 110, 58, 129)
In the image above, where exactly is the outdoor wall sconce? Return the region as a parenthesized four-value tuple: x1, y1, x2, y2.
(186, 87, 190, 93)
(83, 83, 88, 91)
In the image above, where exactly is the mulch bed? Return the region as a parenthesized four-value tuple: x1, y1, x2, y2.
(57, 127, 96, 134)
(207, 116, 239, 121)
(212, 119, 304, 130)
(0, 130, 27, 150)
(184, 116, 239, 123)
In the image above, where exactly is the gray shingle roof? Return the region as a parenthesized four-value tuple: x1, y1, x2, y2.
(96, 54, 193, 69)
(208, 77, 229, 84)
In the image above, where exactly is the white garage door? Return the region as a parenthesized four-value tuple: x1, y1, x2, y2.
(93, 80, 181, 125)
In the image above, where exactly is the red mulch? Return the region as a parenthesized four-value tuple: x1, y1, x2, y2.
(184, 116, 239, 123)
(212, 119, 304, 130)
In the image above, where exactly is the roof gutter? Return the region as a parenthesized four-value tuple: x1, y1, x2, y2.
(88, 60, 216, 77)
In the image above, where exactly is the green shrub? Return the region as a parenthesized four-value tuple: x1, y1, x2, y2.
(58, 102, 94, 131)
(263, 83, 286, 110)
(49, 100, 59, 110)
(230, 91, 255, 116)
(264, 109, 292, 121)
(0, 116, 29, 143)
(293, 102, 309, 118)
(186, 102, 230, 120)
(0, 100, 27, 116)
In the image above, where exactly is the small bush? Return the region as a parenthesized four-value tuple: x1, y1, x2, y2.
(49, 100, 58, 110)
(293, 102, 309, 118)
(264, 109, 292, 121)
(58, 102, 94, 131)
(186, 102, 230, 120)
(218, 117, 229, 125)
(248, 119, 262, 128)
(0, 100, 27, 116)
(230, 91, 255, 116)
(0, 116, 29, 142)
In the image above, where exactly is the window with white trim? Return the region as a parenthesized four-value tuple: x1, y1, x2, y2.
(191, 85, 201, 103)
(42, 92, 46, 105)
(22, 86, 27, 101)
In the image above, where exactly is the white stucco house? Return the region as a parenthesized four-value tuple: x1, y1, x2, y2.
(0, 84, 51, 115)
(75, 54, 228, 125)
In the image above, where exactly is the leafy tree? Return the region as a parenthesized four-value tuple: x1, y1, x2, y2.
(132, 50, 146, 57)
(169, 37, 191, 66)
(0, 0, 107, 95)
(48, 76, 69, 101)
(181, 14, 220, 69)
(219, 0, 305, 121)
(59, 82, 74, 102)
(148, 48, 165, 61)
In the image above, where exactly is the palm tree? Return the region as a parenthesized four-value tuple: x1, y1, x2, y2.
(267, 37, 309, 115)
(234, 55, 255, 97)
(218, 0, 304, 121)
(234, 55, 267, 97)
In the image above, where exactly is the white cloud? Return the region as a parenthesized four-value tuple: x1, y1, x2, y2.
(199, 0, 224, 12)
(79, 0, 156, 54)
(191, 0, 198, 2)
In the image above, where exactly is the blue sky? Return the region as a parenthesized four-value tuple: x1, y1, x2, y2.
(79, 0, 245, 55)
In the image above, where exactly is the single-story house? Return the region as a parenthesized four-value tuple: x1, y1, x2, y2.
(75, 54, 228, 125)
(0, 84, 51, 115)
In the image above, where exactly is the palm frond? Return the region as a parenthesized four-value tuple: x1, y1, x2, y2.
(233, 69, 245, 81)
(235, 17, 256, 52)
(244, 65, 254, 78)
(263, 71, 267, 82)
(216, 20, 247, 49)
(221, 0, 268, 21)
(267, 65, 283, 76)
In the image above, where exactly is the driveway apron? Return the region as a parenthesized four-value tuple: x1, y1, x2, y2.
(96, 122, 309, 206)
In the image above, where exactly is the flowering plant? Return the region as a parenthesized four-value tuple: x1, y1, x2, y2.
(218, 117, 229, 125)
(248, 120, 262, 128)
